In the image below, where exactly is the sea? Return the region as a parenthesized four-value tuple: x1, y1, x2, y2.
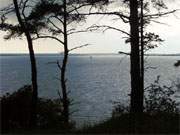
(0, 54, 180, 126)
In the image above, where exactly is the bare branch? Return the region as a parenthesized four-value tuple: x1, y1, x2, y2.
(0, 3, 14, 13)
(0, 4, 15, 19)
(54, 16, 64, 24)
(77, 12, 129, 23)
(68, 3, 92, 14)
(57, 60, 62, 70)
(47, 18, 64, 34)
(21, 0, 29, 19)
(150, 19, 170, 26)
(145, 9, 179, 19)
(118, 51, 130, 55)
(33, 34, 64, 45)
(67, 29, 88, 35)
(144, 66, 157, 71)
(68, 44, 90, 52)
(67, 28, 75, 33)
(87, 25, 130, 36)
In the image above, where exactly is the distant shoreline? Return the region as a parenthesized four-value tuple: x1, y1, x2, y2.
(0, 53, 180, 57)
(143, 54, 180, 56)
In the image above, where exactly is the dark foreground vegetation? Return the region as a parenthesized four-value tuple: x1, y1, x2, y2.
(174, 60, 180, 67)
(80, 77, 180, 134)
(1, 85, 74, 134)
(80, 113, 179, 134)
(1, 78, 179, 134)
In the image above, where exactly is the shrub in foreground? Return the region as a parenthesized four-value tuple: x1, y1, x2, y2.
(89, 77, 180, 134)
(144, 76, 179, 114)
(1, 85, 74, 133)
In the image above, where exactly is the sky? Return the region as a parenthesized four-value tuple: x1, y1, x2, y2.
(0, 0, 180, 54)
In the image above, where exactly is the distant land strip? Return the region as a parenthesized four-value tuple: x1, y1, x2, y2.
(0, 53, 180, 56)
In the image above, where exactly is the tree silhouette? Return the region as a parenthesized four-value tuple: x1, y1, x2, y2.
(85, 0, 177, 114)
(24, 0, 108, 123)
(0, 0, 108, 124)
(0, 0, 40, 127)
(0, 0, 178, 130)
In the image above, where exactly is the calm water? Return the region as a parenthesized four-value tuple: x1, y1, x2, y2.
(0, 54, 180, 125)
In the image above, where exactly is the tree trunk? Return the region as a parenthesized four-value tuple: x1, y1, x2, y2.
(13, 0, 38, 127)
(140, 0, 144, 113)
(129, 0, 142, 114)
(61, 0, 69, 123)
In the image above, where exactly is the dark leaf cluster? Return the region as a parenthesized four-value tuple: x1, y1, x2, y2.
(0, 20, 47, 39)
(144, 76, 179, 114)
(1, 85, 74, 132)
(0, 23, 22, 40)
(27, 0, 63, 22)
(143, 32, 164, 50)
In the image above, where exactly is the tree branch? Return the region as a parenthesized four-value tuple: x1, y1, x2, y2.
(68, 3, 91, 14)
(87, 25, 130, 36)
(68, 44, 90, 52)
(47, 18, 64, 34)
(33, 34, 64, 45)
(67, 29, 88, 35)
(57, 60, 62, 70)
(77, 12, 129, 23)
(21, 0, 29, 19)
(118, 51, 130, 55)
(144, 9, 179, 19)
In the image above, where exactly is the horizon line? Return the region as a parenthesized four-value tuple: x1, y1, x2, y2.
(0, 52, 180, 55)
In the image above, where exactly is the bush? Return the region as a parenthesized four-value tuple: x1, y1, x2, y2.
(1, 85, 32, 131)
(107, 77, 180, 133)
(144, 76, 179, 114)
(112, 102, 129, 117)
(112, 76, 180, 116)
(1, 85, 74, 133)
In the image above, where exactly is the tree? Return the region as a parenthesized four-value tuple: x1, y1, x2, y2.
(129, 0, 142, 114)
(24, 0, 81, 123)
(1, 0, 108, 124)
(25, 0, 108, 123)
(0, 0, 39, 127)
(85, 0, 177, 114)
(138, 0, 177, 115)
(140, 0, 144, 114)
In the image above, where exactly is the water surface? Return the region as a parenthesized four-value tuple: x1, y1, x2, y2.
(0, 54, 180, 125)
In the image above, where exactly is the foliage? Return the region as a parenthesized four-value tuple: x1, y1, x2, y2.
(144, 76, 180, 114)
(143, 32, 164, 51)
(112, 102, 129, 117)
(174, 60, 180, 67)
(99, 76, 180, 134)
(79, 112, 179, 134)
(1, 85, 32, 131)
(125, 32, 164, 51)
(0, 0, 108, 40)
(1, 85, 74, 133)
(112, 76, 179, 117)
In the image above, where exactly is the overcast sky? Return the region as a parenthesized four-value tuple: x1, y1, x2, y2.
(0, 0, 180, 54)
